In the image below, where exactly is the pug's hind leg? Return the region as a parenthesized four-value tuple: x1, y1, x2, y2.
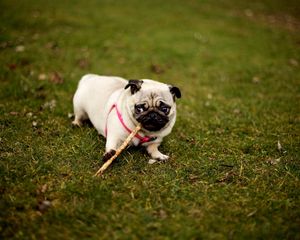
(146, 142, 169, 161)
(72, 107, 87, 127)
(72, 115, 83, 127)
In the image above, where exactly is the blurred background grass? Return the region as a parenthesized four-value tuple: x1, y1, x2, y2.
(0, 0, 299, 239)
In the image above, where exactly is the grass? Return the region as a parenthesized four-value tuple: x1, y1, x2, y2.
(1, 0, 300, 239)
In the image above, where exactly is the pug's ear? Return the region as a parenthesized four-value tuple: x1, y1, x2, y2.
(125, 79, 143, 94)
(169, 86, 181, 100)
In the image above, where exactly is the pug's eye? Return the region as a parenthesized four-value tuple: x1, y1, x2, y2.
(159, 102, 170, 114)
(135, 104, 147, 114)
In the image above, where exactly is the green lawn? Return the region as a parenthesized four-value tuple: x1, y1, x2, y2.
(1, 0, 299, 239)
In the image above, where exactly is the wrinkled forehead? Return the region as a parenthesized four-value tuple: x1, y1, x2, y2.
(136, 87, 173, 104)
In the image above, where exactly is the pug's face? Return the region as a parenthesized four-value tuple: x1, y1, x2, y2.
(125, 79, 181, 132)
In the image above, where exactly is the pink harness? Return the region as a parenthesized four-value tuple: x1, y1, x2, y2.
(105, 104, 155, 144)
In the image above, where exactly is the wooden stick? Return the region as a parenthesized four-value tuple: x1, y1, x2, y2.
(94, 123, 142, 177)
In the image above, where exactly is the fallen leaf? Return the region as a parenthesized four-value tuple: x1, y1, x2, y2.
(50, 72, 64, 84)
(148, 159, 157, 164)
(36, 184, 48, 195)
(217, 171, 237, 183)
(76, 58, 90, 69)
(130, 191, 135, 199)
(204, 101, 210, 107)
(277, 140, 282, 151)
(158, 209, 167, 219)
(247, 209, 257, 217)
(289, 58, 298, 67)
(252, 76, 260, 83)
(244, 9, 254, 17)
(0, 41, 9, 49)
(7, 63, 17, 70)
(9, 111, 19, 116)
(41, 184, 48, 193)
(267, 158, 281, 165)
(42, 99, 56, 110)
(38, 200, 51, 212)
(45, 41, 58, 50)
(150, 64, 165, 74)
(15, 45, 25, 52)
(38, 73, 47, 81)
(26, 112, 33, 117)
(233, 108, 241, 115)
(188, 209, 203, 217)
(189, 174, 199, 183)
(32, 121, 38, 127)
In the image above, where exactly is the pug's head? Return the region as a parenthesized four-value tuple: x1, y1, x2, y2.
(125, 79, 181, 132)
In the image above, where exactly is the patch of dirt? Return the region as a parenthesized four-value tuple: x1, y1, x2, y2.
(233, 9, 300, 32)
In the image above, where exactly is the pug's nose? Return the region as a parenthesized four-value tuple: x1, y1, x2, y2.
(149, 112, 158, 119)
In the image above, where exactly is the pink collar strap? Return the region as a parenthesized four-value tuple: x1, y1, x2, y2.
(105, 104, 155, 144)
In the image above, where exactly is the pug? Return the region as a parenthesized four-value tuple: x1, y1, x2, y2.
(72, 74, 181, 162)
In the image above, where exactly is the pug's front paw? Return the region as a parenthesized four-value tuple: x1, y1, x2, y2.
(102, 149, 116, 162)
(152, 152, 169, 161)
